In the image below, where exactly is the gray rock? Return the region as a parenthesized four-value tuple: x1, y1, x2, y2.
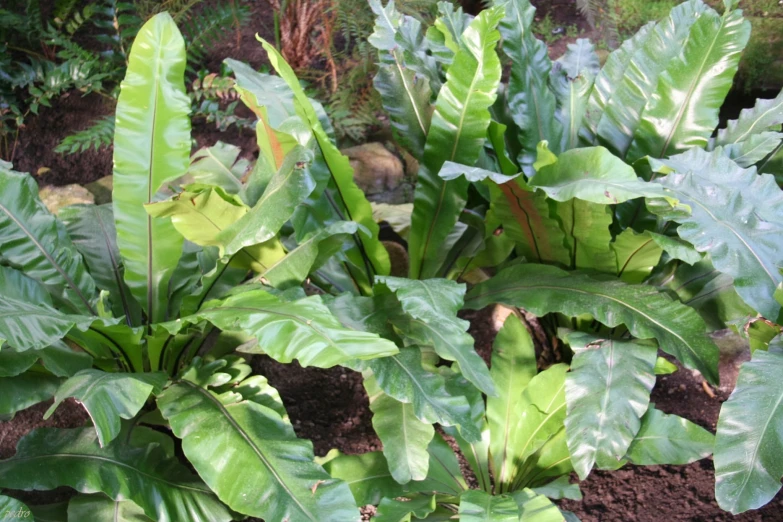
(341, 143, 411, 204)
(39, 184, 95, 215)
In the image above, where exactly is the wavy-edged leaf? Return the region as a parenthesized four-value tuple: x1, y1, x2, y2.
(465, 263, 719, 383)
(714, 350, 783, 514)
(626, 406, 713, 465)
(158, 361, 359, 522)
(509, 489, 566, 522)
(550, 39, 599, 152)
(647, 148, 783, 320)
(531, 476, 582, 501)
(494, 0, 560, 173)
(0, 372, 61, 420)
(0, 263, 52, 306)
(647, 232, 702, 265)
(368, 347, 479, 440)
(60, 204, 140, 325)
(720, 132, 783, 168)
(715, 88, 783, 147)
(564, 332, 657, 478)
(184, 289, 399, 368)
(319, 450, 404, 506)
(459, 490, 519, 522)
(408, 7, 504, 279)
(593, 0, 707, 158)
(627, 5, 750, 160)
(187, 141, 251, 198)
(365, 374, 434, 483)
(374, 495, 437, 522)
(113, 13, 190, 323)
(44, 370, 168, 447)
(0, 427, 230, 522)
(0, 167, 97, 315)
(261, 38, 391, 281)
(68, 493, 151, 522)
(529, 145, 673, 205)
(488, 313, 537, 490)
(263, 221, 360, 289)
(377, 277, 494, 395)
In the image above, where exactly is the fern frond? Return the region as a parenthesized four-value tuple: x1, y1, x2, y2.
(55, 114, 115, 155)
(181, 1, 251, 67)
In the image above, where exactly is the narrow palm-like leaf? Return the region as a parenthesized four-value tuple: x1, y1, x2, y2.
(408, 7, 504, 279)
(113, 13, 190, 323)
(0, 428, 230, 522)
(494, 0, 560, 173)
(647, 148, 783, 319)
(0, 167, 97, 315)
(625, 406, 713, 465)
(627, 5, 750, 160)
(44, 370, 168, 447)
(593, 0, 707, 158)
(59, 204, 140, 325)
(550, 39, 599, 152)
(564, 332, 657, 479)
(184, 290, 399, 368)
(465, 263, 719, 383)
(488, 313, 537, 490)
(319, 450, 404, 506)
(714, 350, 783, 514)
(158, 360, 359, 522)
(459, 490, 519, 522)
(365, 375, 434, 483)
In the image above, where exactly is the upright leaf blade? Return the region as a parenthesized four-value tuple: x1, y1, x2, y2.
(113, 13, 190, 323)
(627, 5, 750, 160)
(550, 39, 600, 152)
(714, 350, 783, 514)
(408, 7, 504, 279)
(459, 490, 519, 522)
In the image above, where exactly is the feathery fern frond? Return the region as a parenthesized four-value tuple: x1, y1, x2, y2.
(181, 1, 251, 67)
(55, 114, 115, 155)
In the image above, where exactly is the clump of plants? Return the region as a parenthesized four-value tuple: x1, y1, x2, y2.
(0, 0, 781, 520)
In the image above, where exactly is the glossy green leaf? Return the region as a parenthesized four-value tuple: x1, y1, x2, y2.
(720, 132, 783, 168)
(408, 7, 504, 279)
(368, 347, 479, 440)
(365, 374, 434, 483)
(592, 0, 707, 158)
(68, 494, 152, 522)
(0, 427, 230, 522)
(529, 145, 673, 205)
(373, 495, 437, 522)
(459, 490, 519, 522)
(59, 204, 140, 325)
(647, 148, 783, 320)
(186, 290, 398, 367)
(611, 230, 664, 284)
(494, 0, 560, 173)
(510, 489, 566, 522)
(0, 264, 52, 305)
(627, 4, 750, 160)
(564, 332, 657, 478)
(44, 370, 168, 447)
(0, 167, 97, 315)
(261, 38, 391, 280)
(550, 39, 599, 152)
(0, 495, 31, 521)
(113, 13, 190, 323)
(488, 313, 537, 490)
(408, 432, 468, 495)
(0, 372, 61, 419)
(654, 357, 678, 375)
(319, 450, 404, 506)
(625, 406, 713, 465)
(0, 344, 39, 377)
(263, 221, 360, 289)
(715, 88, 783, 148)
(187, 141, 252, 198)
(158, 359, 359, 522)
(531, 476, 582, 501)
(714, 350, 783, 514)
(377, 277, 494, 395)
(647, 232, 702, 265)
(465, 263, 719, 383)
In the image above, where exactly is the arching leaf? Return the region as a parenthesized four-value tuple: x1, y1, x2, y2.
(625, 406, 713, 465)
(68, 494, 152, 522)
(319, 450, 404, 506)
(465, 263, 719, 383)
(0, 372, 61, 420)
